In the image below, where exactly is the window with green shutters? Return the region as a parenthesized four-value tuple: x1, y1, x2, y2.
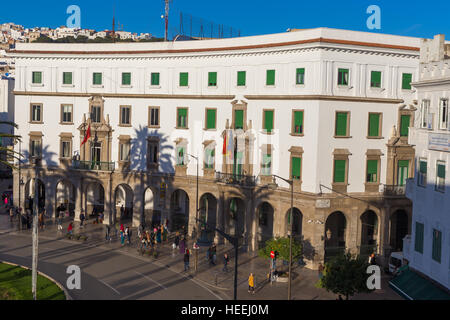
(263, 110, 274, 133)
(32, 71, 42, 84)
(204, 148, 215, 169)
(436, 161, 446, 192)
(335, 112, 349, 137)
(366, 160, 378, 183)
(397, 160, 409, 186)
(177, 108, 188, 128)
(368, 113, 381, 137)
(266, 70, 275, 86)
(402, 73, 412, 90)
(63, 72, 72, 85)
(237, 71, 246, 86)
(234, 109, 244, 129)
(93, 73, 102, 85)
(206, 109, 216, 130)
(293, 110, 304, 134)
(122, 72, 131, 85)
(291, 157, 301, 180)
(334, 160, 346, 183)
(296, 68, 305, 85)
(400, 115, 411, 137)
(338, 68, 349, 85)
(208, 72, 217, 86)
(370, 71, 382, 88)
(261, 154, 272, 176)
(151, 73, 160, 86)
(179, 72, 189, 86)
(414, 222, 424, 254)
(432, 229, 442, 263)
(418, 160, 427, 187)
(176, 146, 185, 166)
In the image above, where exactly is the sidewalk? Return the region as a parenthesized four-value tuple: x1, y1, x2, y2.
(0, 213, 401, 300)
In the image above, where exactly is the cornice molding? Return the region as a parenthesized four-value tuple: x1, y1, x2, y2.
(244, 94, 404, 104)
(412, 77, 450, 87)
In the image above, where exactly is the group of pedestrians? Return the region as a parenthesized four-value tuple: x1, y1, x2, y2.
(137, 223, 169, 253)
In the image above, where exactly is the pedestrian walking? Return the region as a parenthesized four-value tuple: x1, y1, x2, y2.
(156, 226, 161, 244)
(248, 273, 255, 294)
(80, 211, 85, 228)
(184, 249, 190, 271)
(57, 212, 63, 232)
(369, 253, 377, 266)
(126, 226, 132, 244)
(179, 237, 186, 254)
(318, 263, 324, 280)
(162, 224, 168, 242)
(174, 232, 180, 249)
(120, 229, 125, 246)
(212, 244, 217, 265)
(105, 224, 111, 242)
(206, 246, 211, 261)
(67, 222, 73, 235)
(223, 253, 229, 272)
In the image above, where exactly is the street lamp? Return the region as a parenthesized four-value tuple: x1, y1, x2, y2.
(187, 154, 199, 241)
(268, 174, 294, 301)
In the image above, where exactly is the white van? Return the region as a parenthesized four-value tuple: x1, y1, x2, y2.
(388, 252, 405, 274)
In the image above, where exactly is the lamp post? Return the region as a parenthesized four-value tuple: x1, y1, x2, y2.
(268, 174, 294, 300)
(187, 154, 199, 240)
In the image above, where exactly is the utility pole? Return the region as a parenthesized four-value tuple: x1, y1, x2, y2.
(31, 158, 39, 300)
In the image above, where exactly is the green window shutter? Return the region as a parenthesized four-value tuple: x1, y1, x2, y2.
(179, 72, 188, 86)
(266, 70, 275, 85)
(367, 160, 378, 182)
(368, 114, 380, 137)
(338, 69, 349, 85)
(235, 110, 244, 129)
(262, 154, 272, 175)
(432, 230, 442, 263)
(402, 73, 412, 90)
(371, 71, 381, 88)
(63, 72, 72, 85)
(151, 73, 160, 86)
(178, 108, 187, 128)
(419, 161, 427, 174)
(264, 110, 274, 133)
(237, 71, 246, 86)
(93, 73, 102, 85)
(206, 109, 216, 129)
(293, 111, 304, 134)
(292, 157, 301, 180)
(296, 68, 305, 85)
(335, 112, 348, 136)
(398, 160, 409, 168)
(414, 222, 424, 254)
(33, 72, 42, 84)
(208, 72, 217, 86)
(437, 163, 445, 178)
(334, 160, 346, 183)
(400, 115, 411, 136)
(122, 73, 131, 85)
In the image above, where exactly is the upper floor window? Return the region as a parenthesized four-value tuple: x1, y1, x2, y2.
(122, 72, 131, 86)
(177, 108, 188, 129)
(266, 70, 275, 86)
(91, 106, 101, 123)
(119, 141, 130, 162)
(176, 145, 186, 166)
(370, 71, 382, 88)
(414, 222, 424, 254)
(120, 106, 131, 125)
(418, 159, 427, 187)
(30, 139, 42, 158)
(32, 71, 42, 84)
(147, 139, 159, 166)
(438, 99, 449, 130)
(62, 72, 73, 85)
(292, 110, 304, 135)
(366, 159, 379, 183)
(93, 73, 102, 85)
(291, 157, 302, 180)
(204, 146, 215, 169)
(261, 153, 272, 176)
(179, 72, 189, 87)
(208, 72, 217, 87)
(234, 109, 244, 130)
(148, 107, 160, 128)
(296, 68, 305, 85)
(335, 111, 350, 137)
(402, 73, 413, 90)
(432, 229, 442, 263)
(30, 104, 42, 123)
(435, 161, 446, 192)
(368, 113, 382, 138)
(333, 159, 347, 183)
(61, 104, 73, 123)
(61, 140, 71, 159)
(151, 72, 160, 86)
(205, 108, 216, 130)
(237, 71, 246, 86)
(420, 100, 430, 129)
(338, 68, 349, 86)
(263, 110, 274, 133)
(400, 115, 411, 137)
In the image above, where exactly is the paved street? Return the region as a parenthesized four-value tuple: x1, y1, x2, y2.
(0, 208, 402, 300)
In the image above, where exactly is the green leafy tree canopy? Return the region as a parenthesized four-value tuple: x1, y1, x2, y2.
(258, 237, 302, 262)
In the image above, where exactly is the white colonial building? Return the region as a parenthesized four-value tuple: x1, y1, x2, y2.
(404, 34, 450, 290)
(9, 27, 425, 268)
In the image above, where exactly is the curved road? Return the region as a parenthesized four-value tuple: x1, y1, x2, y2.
(0, 230, 228, 300)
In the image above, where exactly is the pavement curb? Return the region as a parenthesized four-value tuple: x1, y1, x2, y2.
(0, 260, 72, 300)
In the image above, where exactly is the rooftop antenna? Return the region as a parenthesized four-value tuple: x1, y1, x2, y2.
(112, 3, 116, 43)
(163, 0, 172, 41)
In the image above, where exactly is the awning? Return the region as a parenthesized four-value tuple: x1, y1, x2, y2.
(389, 268, 450, 300)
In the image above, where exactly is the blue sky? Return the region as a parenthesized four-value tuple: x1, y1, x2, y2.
(1, 0, 449, 39)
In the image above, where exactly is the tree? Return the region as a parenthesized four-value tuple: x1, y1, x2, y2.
(258, 237, 302, 268)
(317, 252, 373, 300)
(0, 121, 22, 170)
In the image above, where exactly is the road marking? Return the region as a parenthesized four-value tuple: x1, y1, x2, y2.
(134, 271, 167, 290)
(98, 279, 120, 295)
(40, 247, 84, 256)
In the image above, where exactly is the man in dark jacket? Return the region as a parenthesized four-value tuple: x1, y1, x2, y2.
(184, 249, 190, 271)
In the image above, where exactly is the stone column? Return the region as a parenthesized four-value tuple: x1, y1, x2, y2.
(215, 192, 225, 245)
(74, 179, 82, 222)
(188, 189, 197, 240)
(44, 179, 54, 219)
(347, 206, 360, 255)
(380, 204, 391, 266)
(132, 180, 143, 228)
(104, 176, 112, 226)
(244, 190, 254, 252)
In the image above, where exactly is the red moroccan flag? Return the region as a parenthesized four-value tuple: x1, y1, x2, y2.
(222, 131, 227, 155)
(81, 124, 91, 146)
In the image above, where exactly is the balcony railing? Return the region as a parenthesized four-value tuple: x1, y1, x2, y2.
(215, 171, 256, 187)
(72, 160, 115, 172)
(383, 185, 406, 196)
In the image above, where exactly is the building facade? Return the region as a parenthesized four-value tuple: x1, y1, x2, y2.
(404, 34, 450, 290)
(10, 28, 422, 268)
